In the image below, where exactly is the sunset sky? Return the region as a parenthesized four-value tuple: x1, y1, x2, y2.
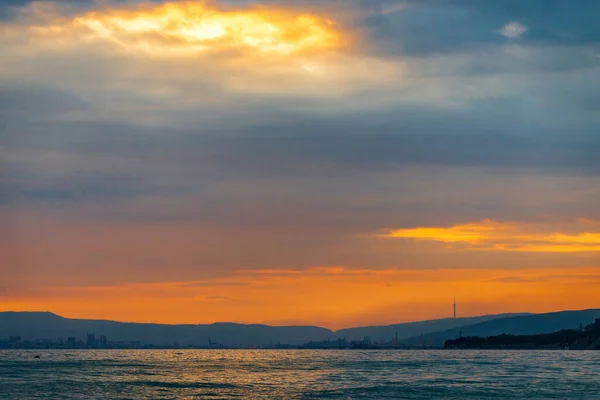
(1, 0, 599, 329)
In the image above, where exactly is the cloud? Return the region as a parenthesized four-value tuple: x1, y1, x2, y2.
(0, 0, 402, 107)
(15, 1, 341, 55)
(380, 219, 600, 253)
(499, 21, 528, 38)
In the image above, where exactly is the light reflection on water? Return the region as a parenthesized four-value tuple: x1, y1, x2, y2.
(0, 350, 599, 399)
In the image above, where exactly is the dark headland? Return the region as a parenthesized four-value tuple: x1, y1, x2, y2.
(445, 318, 600, 350)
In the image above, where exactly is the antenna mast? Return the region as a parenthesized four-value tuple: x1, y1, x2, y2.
(453, 297, 457, 319)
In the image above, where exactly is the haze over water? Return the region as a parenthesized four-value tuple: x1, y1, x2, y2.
(1, 350, 599, 399)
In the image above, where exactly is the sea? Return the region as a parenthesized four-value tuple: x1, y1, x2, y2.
(0, 350, 599, 399)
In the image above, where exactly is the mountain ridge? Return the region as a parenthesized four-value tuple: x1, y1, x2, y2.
(2, 309, 599, 347)
(0, 311, 528, 331)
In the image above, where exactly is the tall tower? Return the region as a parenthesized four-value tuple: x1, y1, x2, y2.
(453, 297, 457, 319)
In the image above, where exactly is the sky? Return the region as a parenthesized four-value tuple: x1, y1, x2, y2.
(1, 0, 599, 329)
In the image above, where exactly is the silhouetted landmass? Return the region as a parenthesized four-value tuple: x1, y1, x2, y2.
(1, 310, 599, 349)
(0, 311, 525, 348)
(445, 319, 600, 349)
(0, 312, 331, 347)
(336, 313, 529, 342)
(400, 309, 600, 348)
(0, 312, 524, 347)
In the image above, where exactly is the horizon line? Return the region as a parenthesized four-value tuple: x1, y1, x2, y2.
(2, 307, 599, 331)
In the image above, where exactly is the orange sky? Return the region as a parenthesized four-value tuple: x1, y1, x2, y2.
(2, 266, 599, 330)
(1, 193, 600, 330)
(1, 1, 600, 329)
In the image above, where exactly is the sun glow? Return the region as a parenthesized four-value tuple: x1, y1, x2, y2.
(1, 1, 403, 100)
(21, 1, 341, 56)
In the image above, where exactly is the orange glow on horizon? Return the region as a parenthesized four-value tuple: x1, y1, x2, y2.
(2, 267, 599, 330)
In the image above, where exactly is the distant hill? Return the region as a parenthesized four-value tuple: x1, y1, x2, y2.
(0, 312, 332, 346)
(336, 313, 529, 342)
(0, 312, 524, 346)
(401, 309, 600, 348)
(1, 310, 598, 347)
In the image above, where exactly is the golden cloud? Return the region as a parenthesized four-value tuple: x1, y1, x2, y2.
(379, 219, 600, 252)
(15, 1, 341, 56)
(0, 1, 404, 112)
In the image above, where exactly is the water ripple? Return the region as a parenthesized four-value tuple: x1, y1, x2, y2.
(0, 350, 599, 399)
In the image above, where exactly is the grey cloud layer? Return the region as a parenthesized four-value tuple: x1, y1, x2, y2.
(2, 1, 599, 197)
(1, 0, 600, 285)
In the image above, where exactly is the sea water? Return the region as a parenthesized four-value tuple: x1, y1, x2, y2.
(0, 350, 598, 399)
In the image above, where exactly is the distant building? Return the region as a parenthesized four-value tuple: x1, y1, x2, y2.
(350, 336, 373, 349)
(99, 336, 108, 346)
(86, 334, 96, 347)
(67, 337, 77, 345)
